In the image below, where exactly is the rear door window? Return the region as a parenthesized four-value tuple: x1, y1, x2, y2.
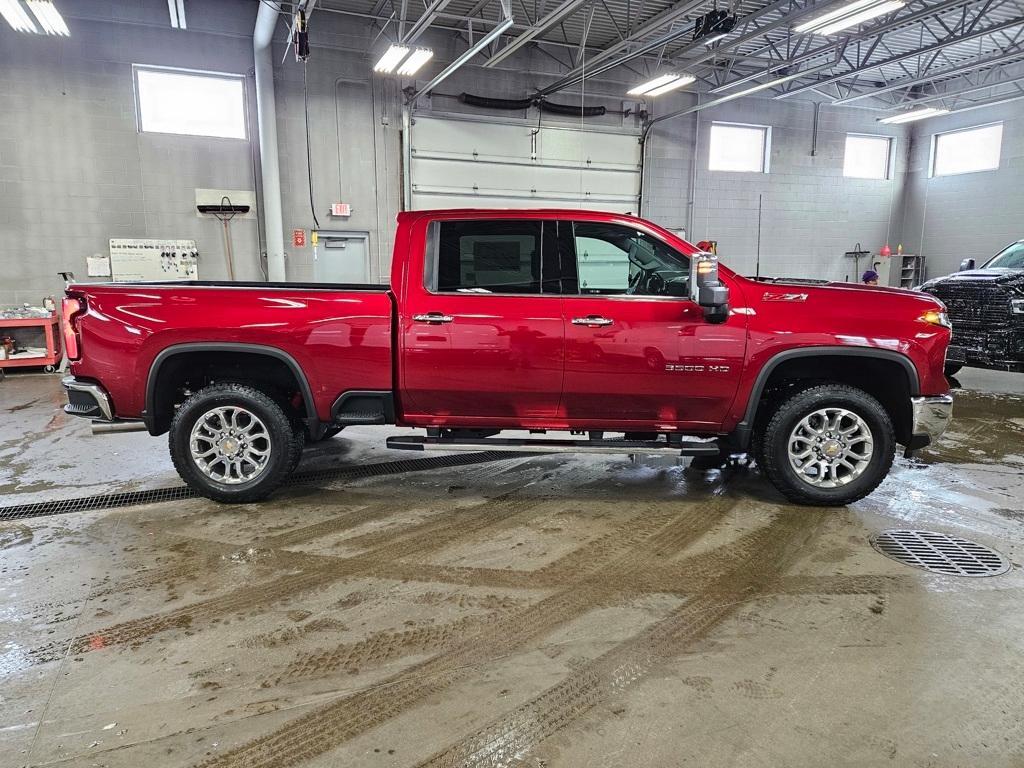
(431, 220, 545, 294)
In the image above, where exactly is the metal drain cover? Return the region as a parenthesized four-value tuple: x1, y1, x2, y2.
(871, 529, 1011, 577)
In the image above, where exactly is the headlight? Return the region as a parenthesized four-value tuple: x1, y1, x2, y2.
(1011, 298, 1024, 315)
(920, 309, 952, 328)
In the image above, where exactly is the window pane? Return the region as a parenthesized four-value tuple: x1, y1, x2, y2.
(136, 68, 246, 139)
(933, 123, 1002, 177)
(709, 124, 767, 172)
(437, 220, 542, 293)
(844, 135, 891, 179)
(987, 241, 1024, 270)
(573, 222, 689, 297)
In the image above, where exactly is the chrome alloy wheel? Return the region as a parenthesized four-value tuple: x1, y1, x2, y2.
(189, 406, 272, 485)
(787, 407, 874, 488)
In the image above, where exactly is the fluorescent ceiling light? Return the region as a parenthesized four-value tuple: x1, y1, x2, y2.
(701, 32, 728, 46)
(1, 0, 38, 32)
(397, 47, 433, 76)
(627, 73, 695, 97)
(715, 69, 809, 98)
(374, 44, 409, 73)
(813, 0, 903, 34)
(794, 0, 903, 35)
(878, 107, 949, 124)
(167, 0, 185, 30)
(26, 0, 68, 35)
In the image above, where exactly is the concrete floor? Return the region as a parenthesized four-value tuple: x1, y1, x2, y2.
(1, 370, 1023, 768)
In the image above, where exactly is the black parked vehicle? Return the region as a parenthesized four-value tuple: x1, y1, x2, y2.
(920, 241, 1024, 375)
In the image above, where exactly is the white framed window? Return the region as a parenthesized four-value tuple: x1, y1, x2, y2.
(843, 134, 892, 179)
(134, 65, 247, 139)
(708, 122, 771, 173)
(930, 122, 1002, 177)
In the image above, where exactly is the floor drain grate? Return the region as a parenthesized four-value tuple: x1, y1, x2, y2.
(0, 451, 525, 523)
(870, 529, 1011, 577)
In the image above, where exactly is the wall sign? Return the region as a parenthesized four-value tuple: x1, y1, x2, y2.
(292, 229, 306, 248)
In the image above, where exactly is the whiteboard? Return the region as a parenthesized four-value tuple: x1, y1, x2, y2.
(109, 239, 199, 281)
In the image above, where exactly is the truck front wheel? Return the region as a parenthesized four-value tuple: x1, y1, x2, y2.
(759, 384, 895, 506)
(169, 383, 300, 503)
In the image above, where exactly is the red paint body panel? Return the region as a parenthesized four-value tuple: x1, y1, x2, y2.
(68, 208, 951, 438)
(68, 285, 393, 422)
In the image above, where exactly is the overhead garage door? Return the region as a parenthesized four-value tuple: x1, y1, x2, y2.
(409, 112, 641, 213)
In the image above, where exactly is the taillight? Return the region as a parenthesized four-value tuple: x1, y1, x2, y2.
(62, 297, 84, 361)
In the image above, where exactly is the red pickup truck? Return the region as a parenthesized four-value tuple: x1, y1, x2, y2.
(62, 209, 954, 506)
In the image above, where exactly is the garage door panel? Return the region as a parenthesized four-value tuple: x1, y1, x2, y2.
(410, 113, 640, 213)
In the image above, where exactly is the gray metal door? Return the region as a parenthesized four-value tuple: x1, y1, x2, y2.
(313, 231, 371, 283)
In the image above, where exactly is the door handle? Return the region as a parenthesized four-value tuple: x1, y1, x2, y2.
(571, 315, 614, 327)
(412, 312, 454, 324)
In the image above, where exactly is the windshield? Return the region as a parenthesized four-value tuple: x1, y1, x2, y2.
(985, 241, 1024, 270)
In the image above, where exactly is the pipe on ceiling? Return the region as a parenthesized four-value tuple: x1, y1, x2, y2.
(254, 2, 287, 282)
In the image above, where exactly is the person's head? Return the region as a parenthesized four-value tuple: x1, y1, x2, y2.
(861, 270, 879, 286)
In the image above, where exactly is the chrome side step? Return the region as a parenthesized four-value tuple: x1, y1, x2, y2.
(386, 435, 721, 457)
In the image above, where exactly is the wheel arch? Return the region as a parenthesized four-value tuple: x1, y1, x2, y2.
(145, 343, 319, 436)
(735, 347, 920, 449)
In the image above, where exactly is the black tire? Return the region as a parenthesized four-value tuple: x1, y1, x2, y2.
(944, 363, 963, 376)
(759, 384, 895, 506)
(169, 383, 300, 503)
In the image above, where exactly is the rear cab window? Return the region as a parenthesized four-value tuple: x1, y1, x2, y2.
(427, 219, 562, 294)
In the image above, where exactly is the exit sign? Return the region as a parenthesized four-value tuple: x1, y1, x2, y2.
(331, 203, 351, 217)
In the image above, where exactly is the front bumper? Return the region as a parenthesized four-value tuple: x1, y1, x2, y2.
(62, 376, 114, 421)
(905, 394, 954, 453)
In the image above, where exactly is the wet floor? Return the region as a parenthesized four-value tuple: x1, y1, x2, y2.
(1, 373, 1023, 767)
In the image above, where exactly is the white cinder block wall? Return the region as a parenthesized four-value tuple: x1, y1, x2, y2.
(901, 101, 1024, 280)
(1, 0, 1019, 301)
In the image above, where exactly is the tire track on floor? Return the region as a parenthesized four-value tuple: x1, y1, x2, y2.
(193, 497, 737, 768)
(415, 507, 829, 768)
(28, 493, 551, 662)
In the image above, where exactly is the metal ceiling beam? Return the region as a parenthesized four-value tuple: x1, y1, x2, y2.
(533, 0, 707, 94)
(832, 46, 1024, 103)
(777, 15, 1024, 99)
(410, 2, 514, 101)
(484, 0, 588, 67)
(403, 0, 455, 44)
(894, 70, 1024, 106)
(697, 0, 973, 90)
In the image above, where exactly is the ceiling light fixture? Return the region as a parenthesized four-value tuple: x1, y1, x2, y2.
(0, 0, 37, 32)
(878, 106, 949, 124)
(794, 0, 904, 35)
(167, 0, 185, 30)
(711, 69, 812, 98)
(627, 73, 696, 97)
(397, 47, 433, 76)
(693, 9, 737, 45)
(26, 0, 68, 35)
(374, 44, 410, 73)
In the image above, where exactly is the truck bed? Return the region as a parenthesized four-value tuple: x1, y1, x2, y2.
(66, 281, 396, 426)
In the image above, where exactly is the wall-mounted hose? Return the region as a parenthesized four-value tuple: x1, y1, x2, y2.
(538, 101, 606, 117)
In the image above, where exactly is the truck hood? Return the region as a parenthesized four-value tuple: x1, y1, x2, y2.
(920, 269, 1024, 290)
(740, 275, 943, 311)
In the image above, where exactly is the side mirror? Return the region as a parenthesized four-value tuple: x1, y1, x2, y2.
(690, 252, 729, 324)
(959, 258, 976, 271)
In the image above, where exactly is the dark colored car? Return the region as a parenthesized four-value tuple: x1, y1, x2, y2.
(920, 241, 1024, 374)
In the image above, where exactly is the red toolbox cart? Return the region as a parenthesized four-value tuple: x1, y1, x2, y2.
(0, 314, 63, 376)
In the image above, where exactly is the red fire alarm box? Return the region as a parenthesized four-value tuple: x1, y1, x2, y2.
(292, 229, 306, 248)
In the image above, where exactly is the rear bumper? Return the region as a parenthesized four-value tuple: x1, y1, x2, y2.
(62, 376, 114, 421)
(905, 394, 954, 452)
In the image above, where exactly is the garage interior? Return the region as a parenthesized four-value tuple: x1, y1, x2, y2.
(2, 0, 1024, 766)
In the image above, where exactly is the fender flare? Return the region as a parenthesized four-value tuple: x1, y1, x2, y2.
(733, 346, 920, 448)
(144, 342, 319, 435)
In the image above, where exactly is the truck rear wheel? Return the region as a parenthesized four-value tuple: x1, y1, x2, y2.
(759, 384, 895, 506)
(169, 383, 300, 503)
